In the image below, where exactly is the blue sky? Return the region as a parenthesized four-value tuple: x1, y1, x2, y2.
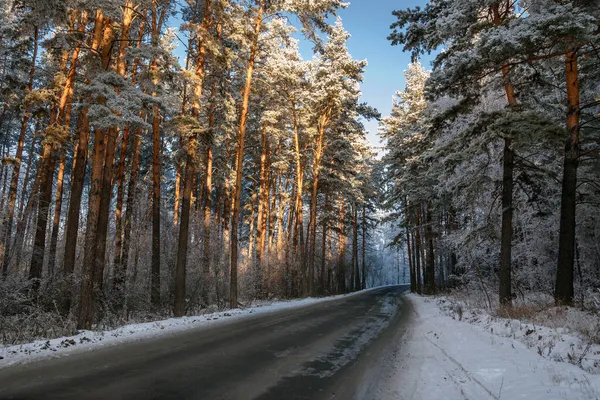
(295, 0, 433, 150)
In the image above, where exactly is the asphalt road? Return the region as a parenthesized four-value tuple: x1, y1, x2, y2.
(0, 286, 412, 400)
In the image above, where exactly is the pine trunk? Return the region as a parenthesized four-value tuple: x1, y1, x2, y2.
(291, 108, 305, 281)
(337, 201, 346, 294)
(201, 81, 217, 306)
(415, 208, 422, 294)
(61, 112, 90, 314)
(255, 122, 269, 297)
(555, 49, 580, 305)
(493, 3, 517, 307)
(424, 202, 435, 295)
(352, 203, 359, 291)
(320, 194, 329, 293)
(406, 224, 415, 293)
(1, 25, 38, 277)
(174, 0, 211, 316)
(230, 0, 264, 308)
(116, 125, 142, 294)
(151, 104, 161, 307)
(113, 125, 129, 289)
(77, 11, 113, 329)
(29, 142, 57, 287)
(307, 108, 330, 296)
(47, 149, 66, 278)
(361, 203, 366, 290)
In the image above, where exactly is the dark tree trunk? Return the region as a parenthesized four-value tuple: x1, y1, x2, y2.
(499, 139, 514, 306)
(555, 49, 580, 305)
(361, 204, 366, 290)
(47, 149, 66, 278)
(61, 112, 89, 314)
(424, 202, 435, 295)
(1, 25, 38, 277)
(29, 143, 57, 288)
(151, 105, 161, 307)
(352, 203, 360, 291)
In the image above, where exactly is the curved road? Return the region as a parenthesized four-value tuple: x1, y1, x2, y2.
(0, 286, 411, 400)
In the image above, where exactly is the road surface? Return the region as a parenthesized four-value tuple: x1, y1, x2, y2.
(0, 286, 412, 400)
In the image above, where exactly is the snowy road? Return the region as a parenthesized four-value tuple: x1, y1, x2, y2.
(0, 286, 411, 400)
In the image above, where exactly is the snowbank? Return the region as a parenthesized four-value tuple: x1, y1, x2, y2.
(436, 294, 600, 375)
(398, 294, 600, 399)
(0, 290, 369, 369)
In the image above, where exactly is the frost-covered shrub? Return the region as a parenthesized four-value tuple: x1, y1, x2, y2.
(0, 277, 75, 345)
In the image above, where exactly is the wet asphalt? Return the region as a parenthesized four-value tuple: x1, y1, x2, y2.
(0, 285, 411, 400)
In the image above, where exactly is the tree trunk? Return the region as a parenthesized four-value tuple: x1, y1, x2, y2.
(149, 2, 166, 308)
(174, 150, 194, 317)
(201, 80, 217, 306)
(255, 122, 269, 298)
(1, 25, 38, 277)
(175, 35, 194, 230)
(77, 11, 113, 329)
(337, 201, 346, 294)
(415, 207, 422, 295)
(320, 194, 329, 293)
(116, 125, 142, 295)
(406, 224, 415, 293)
(30, 16, 83, 287)
(307, 107, 331, 296)
(47, 149, 66, 279)
(115, 14, 146, 300)
(151, 104, 161, 307)
(424, 201, 435, 295)
(352, 203, 359, 291)
(61, 113, 90, 314)
(492, 3, 517, 307)
(113, 125, 129, 289)
(361, 203, 366, 290)
(555, 49, 580, 305)
(29, 142, 57, 288)
(275, 178, 287, 258)
(291, 107, 305, 287)
(175, 0, 212, 316)
(230, 0, 264, 308)
(61, 11, 93, 313)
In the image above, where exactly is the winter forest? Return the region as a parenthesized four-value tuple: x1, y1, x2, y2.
(384, 0, 600, 309)
(0, 0, 599, 347)
(0, 0, 388, 340)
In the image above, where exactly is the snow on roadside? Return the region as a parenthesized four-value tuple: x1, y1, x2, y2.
(0, 290, 369, 369)
(436, 296, 600, 375)
(398, 294, 600, 400)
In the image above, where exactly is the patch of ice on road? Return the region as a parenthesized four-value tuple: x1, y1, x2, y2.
(0, 288, 377, 369)
(300, 294, 399, 378)
(396, 294, 600, 400)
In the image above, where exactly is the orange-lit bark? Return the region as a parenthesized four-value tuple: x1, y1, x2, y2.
(229, 0, 265, 308)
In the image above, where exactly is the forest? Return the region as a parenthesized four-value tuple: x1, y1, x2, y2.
(0, 0, 599, 347)
(383, 0, 600, 310)
(0, 0, 382, 342)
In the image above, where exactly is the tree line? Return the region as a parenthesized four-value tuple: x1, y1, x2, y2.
(381, 0, 600, 307)
(0, 0, 379, 338)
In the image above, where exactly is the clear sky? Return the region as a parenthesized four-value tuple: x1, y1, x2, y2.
(296, 0, 433, 151)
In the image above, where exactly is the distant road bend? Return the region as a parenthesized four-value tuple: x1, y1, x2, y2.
(0, 286, 411, 400)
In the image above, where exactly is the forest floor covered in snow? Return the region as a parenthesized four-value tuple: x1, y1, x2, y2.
(398, 293, 600, 399)
(0, 290, 368, 369)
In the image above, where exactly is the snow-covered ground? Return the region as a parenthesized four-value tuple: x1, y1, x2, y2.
(0, 290, 370, 369)
(398, 294, 600, 400)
